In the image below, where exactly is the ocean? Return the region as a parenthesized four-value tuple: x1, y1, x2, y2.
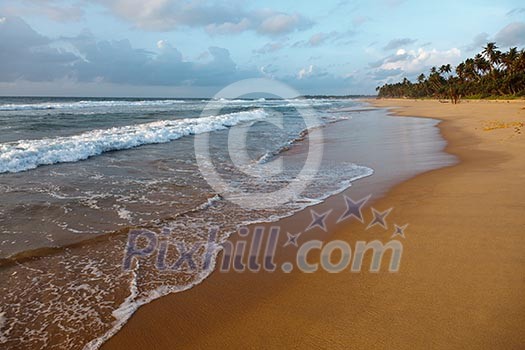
(0, 96, 379, 349)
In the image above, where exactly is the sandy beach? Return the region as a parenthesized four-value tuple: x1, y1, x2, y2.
(101, 99, 525, 349)
(2, 3, 525, 349)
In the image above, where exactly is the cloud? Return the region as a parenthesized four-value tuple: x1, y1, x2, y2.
(71, 35, 256, 86)
(370, 68, 403, 80)
(369, 51, 410, 68)
(283, 66, 357, 95)
(307, 31, 338, 46)
(293, 30, 356, 48)
(0, 16, 78, 81)
(463, 22, 524, 53)
(494, 22, 525, 47)
(254, 29, 355, 54)
(205, 18, 251, 35)
(0, 16, 367, 95)
(464, 32, 490, 51)
(352, 15, 370, 27)
(506, 8, 525, 16)
(256, 11, 313, 36)
(0, 16, 258, 86)
(93, 1, 313, 36)
(383, 38, 417, 51)
(370, 47, 462, 81)
(297, 65, 315, 79)
(1, 0, 84, 22)
(259, 64, 279, 78)
(253, 40, 287, 54)
(384, 0, 406, 6)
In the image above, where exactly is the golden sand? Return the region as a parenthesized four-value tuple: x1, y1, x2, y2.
(103, 99, 525, 349)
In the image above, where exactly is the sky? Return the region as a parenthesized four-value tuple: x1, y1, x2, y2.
(0, 0, 524, 97)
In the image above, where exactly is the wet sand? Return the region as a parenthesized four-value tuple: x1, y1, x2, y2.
(103, 99, 525, 349)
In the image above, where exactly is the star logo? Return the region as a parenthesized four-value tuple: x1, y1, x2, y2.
(283, 232, 301, 247)
(306, 209, 332, 232)
(337, 194, 371, 223)
(366, 207, 392, 230)
(392, 224, 408, 238)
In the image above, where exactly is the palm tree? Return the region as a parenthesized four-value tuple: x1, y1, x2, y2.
(463, 58, 477, 81)
(376, 42, 525, 100)
(482, 42, 502, 72)
(456, 62, 466, 81)
(439, 64, 452, 79)
(474, 54, 490, 76)
(502, 47, 518, 73)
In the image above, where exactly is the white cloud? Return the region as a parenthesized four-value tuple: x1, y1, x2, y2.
(156, 39, 168, 50)
(257, 12, 311, 35)
(205, 18, 251, 35)
(376, 47, 461, 74)
(92, 0, 313, 36)
(297, 65, 314, 79)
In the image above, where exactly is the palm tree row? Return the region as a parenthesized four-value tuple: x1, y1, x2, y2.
(376, 43, 525, 103)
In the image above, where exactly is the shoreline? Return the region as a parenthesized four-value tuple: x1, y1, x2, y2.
(103, 99, 525, 349)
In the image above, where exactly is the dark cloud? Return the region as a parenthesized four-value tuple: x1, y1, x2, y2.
(0, 16, 258, 86)
(383, 38, 417, 50)
(494, 22, 525, 47)
(0, 16, 368, 95)
(464, 32, 489, 51)
(506, 8, 525, 16)
(0, 16, 78, 81)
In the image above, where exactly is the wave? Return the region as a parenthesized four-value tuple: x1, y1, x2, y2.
(0, 108, 376, 349)
(84, 164, 374, 350)
(257, 115, 349, 164)
(0, 99, 186, 111)
(0, 109, 268, 173)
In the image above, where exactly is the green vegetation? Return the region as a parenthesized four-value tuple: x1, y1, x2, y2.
(376, 43, 525, 103)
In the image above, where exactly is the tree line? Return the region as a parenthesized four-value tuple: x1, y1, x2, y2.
(376, 43, 525, 103)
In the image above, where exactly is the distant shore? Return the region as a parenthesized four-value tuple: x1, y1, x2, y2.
(103, 99, 525, 349)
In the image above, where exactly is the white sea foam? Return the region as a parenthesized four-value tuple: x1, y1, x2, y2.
(83, 242, 223, 350)
(0, 310, 7, 344)
(0, 99, 186, 111)
(0, 109, 268, 173)
(82, 164, 374, 350)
